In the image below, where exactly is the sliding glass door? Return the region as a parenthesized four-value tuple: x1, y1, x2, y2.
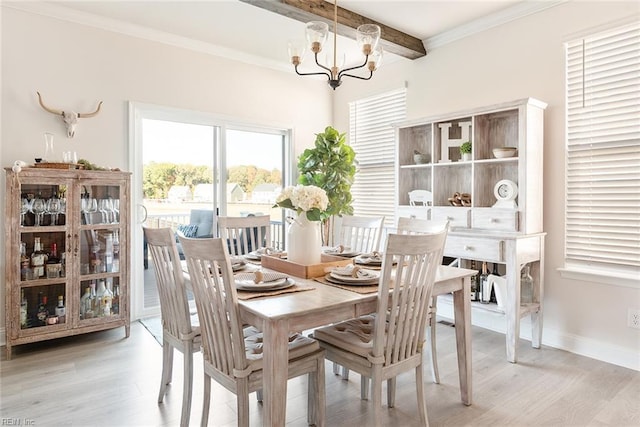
(130, 103, 291, 318)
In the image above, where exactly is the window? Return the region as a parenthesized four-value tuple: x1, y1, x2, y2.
(349, 88, 407, 227)
(564, 21, 640, 281)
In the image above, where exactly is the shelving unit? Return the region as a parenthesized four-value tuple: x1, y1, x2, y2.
(4, 167, 131, 359)
(395, 98, 547, 363)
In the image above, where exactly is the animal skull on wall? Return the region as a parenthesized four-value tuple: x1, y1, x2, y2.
(37, 92, 103, 138)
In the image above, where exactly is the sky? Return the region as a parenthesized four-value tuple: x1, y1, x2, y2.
(142, 119, 282, 171)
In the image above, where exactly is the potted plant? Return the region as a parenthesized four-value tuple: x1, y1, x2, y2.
(460, 141, 472, 161)
(297, 126, 357, 244)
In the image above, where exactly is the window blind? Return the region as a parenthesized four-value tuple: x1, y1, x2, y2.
(349, 88, 407, 227)
(565, 21, 640, 275)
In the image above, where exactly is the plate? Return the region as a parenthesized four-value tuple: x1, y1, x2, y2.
(236, 277, 295, 291)
(322, 246, 361, 257)
(324, 274, 378, 286)
(354, 254, 382, 265)
(328, 267, 379, 284)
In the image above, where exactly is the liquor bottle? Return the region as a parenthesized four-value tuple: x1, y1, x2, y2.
(104, 233, 114, 273)
(479, 262, 490, 304)
(55, 295, 66, 323)
(80, 286, 91, 319)
(30, 237, 47, 278)
(112, 284, 120, 315)
(112, 231, 120, 273)
(20, 242, 30, 281)
(36, 293, 49, 326)
(60, 252, 66, 278)
(96, 279, 113, 317)
(520, 264, 534, 304)
(490, 263, 500, 303)
(90, 244, 101, 274)
(469, 260, 478, 301)
(88, 281, 97, 318)
(46, 242, 61, 279)
(20, 289, 28, 328)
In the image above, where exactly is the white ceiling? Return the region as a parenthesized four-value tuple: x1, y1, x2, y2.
(11, 1, 564, 71)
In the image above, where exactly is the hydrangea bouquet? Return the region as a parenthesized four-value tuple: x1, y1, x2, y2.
(274, 184, 328, 221)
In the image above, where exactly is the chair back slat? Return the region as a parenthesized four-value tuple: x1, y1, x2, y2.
(218, 215, 271, 256)
(143, 227, 193, 338)
(373, 231, 447, 367)
(179, 236, 248, 377)
(338, 215, 385, 253)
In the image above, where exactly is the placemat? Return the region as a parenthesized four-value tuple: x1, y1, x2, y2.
(314, 276, 395, 294)
(236, 283, 315, 300)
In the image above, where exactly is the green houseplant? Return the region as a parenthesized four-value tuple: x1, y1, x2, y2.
(460, 141, 472, 161)
(297, 126, 357, 243)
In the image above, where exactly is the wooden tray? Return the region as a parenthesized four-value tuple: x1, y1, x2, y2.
(261, 253, 353, 279)
(32, 162, 83, 169)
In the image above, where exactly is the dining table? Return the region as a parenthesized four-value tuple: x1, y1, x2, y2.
(237, 263, 476, 427)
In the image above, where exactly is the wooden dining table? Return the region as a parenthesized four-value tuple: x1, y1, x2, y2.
(238, 264, 476, 427)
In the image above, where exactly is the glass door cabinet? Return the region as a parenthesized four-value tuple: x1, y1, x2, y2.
(4, 167, 130, 359)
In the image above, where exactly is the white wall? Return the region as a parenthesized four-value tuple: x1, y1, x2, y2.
(0, 7, 330, 342)
(333, 1, 640, 370)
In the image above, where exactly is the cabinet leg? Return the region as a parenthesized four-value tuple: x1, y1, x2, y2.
(531, 310, 542, 349)
(125, 324, 131, 338)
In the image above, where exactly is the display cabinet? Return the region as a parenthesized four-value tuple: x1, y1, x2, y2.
(394, 98, 547, 363)
(4, 167, 130, 359)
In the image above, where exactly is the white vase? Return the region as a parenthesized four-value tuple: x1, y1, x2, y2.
(287, 213, 322, 265)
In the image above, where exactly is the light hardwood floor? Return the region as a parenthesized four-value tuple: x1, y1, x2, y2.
(1, 320, 638, 426)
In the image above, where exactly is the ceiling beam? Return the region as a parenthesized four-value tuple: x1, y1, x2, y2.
(239, 0, 426, 60)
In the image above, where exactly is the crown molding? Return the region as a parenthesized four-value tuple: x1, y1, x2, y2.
(424, 0, 568, 51)
(3, 1, 292, 73)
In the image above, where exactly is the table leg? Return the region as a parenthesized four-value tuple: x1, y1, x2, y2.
(452, 276, 472, 405)
(262, 318, 289, 427)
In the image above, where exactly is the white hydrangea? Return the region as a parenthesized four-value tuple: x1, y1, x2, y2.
(275, 184, 328, 214)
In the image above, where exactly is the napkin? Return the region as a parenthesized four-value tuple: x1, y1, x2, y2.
(357, 252, 382, 263)
(324, 244, 351, 254)
(235, 271, 288, 284)
(330, 264, 377, 279)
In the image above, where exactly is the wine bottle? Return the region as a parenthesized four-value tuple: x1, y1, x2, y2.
(20, 242, 30, 281)
(80, 286, 91, 319)
(521, 264, 534, 304)
(112, 284, 120, 315)
(46, 242, 61, 279)
(469, 260, 478, 301)
(96, 279, 113, 317)
(104, 233, 114, 273)
(490, 263, 500, 303)
(55, 295, 66, 323)
(112, 231, 120, 273)
(479, 262, 490, 304)
(36, 293, 49, 326)
(20, 289, 28, 328)
(30, 237, 47, 278)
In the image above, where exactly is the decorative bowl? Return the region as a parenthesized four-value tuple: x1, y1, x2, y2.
(492, 147, 517, 159)
(413, 153, 430, 164)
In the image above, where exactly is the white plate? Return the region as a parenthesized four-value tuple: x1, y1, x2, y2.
(324, 274, 378, 286)
(354, 255, 382, 265)
(245, 252, 262, 261)
(322, 247, 361, 257)
(329, 269, 379, 284)
(236, 277, 295, 291)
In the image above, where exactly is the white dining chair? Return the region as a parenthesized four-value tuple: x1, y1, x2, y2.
(335, 215, 385, 254)
(408, 189, 433, 206)
(217, 215, 271, 256)
(179, 236, 326, 427)
(313, 230, 447, 426)
(143, 226, 201, 427)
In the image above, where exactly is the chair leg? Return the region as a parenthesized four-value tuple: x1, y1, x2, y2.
(180, 345, 194, 427)
(341, 366, 350, 380)
(201, 374, 211, 427)
(387, 378, 396, 408)
(237, 379, 250, 427)
(371, 370, 383, 427)
(158, 340, 173, 403)
(360, 376, 370, 400)
(428, 297, 440, 384)
(416, 364, 429, 426)
(332, 362, 340, 375)
(308, 355, 326, 427)
(256, 389, 263, 403)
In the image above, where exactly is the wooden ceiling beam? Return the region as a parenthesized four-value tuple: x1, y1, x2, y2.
(240, 0, 426, 59)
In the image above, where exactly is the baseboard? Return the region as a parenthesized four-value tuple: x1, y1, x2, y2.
(437, 297, 640, 372)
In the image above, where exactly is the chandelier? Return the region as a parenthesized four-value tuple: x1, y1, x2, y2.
(288, 1, 383, 90)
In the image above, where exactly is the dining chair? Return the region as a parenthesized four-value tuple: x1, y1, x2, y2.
(179, 236, 326, 427)
(336, 215, 385, 253)
(143, 226, 201, 427)
(217, 214, 271, 256)
(313, 230, 448, 426)
(408, 189, 433, 207)
(396, 217, 450, 384)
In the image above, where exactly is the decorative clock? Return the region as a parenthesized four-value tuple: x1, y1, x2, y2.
(493, 179, 518, 208)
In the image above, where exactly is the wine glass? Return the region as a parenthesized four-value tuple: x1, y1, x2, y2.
(58, 198, 67, 226)
(112, 199, 120, 223)
(47, 197, 61, 226)
(98, 199, 110, 224)
(20, 198, 31, 226)
(31, 197, 46, 226)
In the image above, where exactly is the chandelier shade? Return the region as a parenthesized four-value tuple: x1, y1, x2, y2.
(290, 1, 383, 90)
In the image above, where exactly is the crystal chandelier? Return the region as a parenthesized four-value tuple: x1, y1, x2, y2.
(288, 1, 383, 90)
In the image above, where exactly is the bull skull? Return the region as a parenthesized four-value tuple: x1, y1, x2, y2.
(37, 91, 103, 138)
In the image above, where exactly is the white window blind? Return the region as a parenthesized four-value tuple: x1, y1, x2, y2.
(349, 88, 407, 227)
(565, 21, 640, 276)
